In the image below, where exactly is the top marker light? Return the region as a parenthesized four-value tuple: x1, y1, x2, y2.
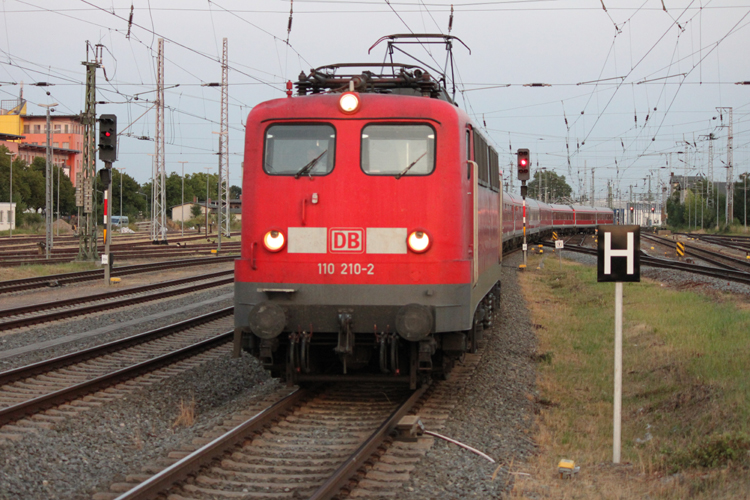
(339, 92, 361, 114)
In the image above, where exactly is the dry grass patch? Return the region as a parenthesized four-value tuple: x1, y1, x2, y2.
(172, 397, 196, 428)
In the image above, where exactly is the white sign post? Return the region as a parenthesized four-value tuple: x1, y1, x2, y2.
(555, 239, 563, 268)
(597, 225, 640, 464)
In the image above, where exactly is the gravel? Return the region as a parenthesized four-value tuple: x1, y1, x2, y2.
(0, 351, 279, 500)
(404, 253, 539, 498)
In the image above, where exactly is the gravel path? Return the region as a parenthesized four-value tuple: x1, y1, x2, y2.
(404, 253, 539, 498)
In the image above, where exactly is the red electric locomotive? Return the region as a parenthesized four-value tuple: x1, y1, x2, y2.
(234, 59, 504, 388)
(234, 37, 614, 387)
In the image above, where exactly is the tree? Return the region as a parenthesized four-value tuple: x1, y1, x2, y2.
(52, 165, 76, 216)
(527, 170, 573, 203)
(230, 185, 242, 199)
(191, 204, 203, 218)
(22, 158, 47, 212)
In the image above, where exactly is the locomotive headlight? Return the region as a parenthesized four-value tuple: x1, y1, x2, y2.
(339, 92, 360, 114)
(263, 230, 286, 252)
(407, 230, 431, 253)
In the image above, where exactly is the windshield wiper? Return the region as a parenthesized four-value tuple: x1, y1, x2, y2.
(395, 151, 427, 179)
(294, 149, 328, 179)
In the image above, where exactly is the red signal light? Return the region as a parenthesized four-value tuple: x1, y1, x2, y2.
(520, 158, 528, 167)
(105, 131, 111, 137)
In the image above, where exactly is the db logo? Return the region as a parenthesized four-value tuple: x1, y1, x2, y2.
(329, 228, 364, 253)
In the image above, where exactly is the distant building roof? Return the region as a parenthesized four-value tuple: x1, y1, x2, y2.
(19, 143, 81, 154)
(0, 132, 25, 141)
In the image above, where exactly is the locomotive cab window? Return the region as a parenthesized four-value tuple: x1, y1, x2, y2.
(263, 124, 335, 177)
(361, 124, 435, 177)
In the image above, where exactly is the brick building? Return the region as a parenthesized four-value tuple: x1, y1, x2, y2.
(0, 95, 84, 186)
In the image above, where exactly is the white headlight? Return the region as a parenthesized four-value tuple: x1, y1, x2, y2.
(263, 230, 285, 252)
(408, 231, 431, 253)
(339, 92, 360, 114)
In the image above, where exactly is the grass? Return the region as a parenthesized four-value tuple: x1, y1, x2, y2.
(0, 261, 102, 281)
(510, 253, 750, 499)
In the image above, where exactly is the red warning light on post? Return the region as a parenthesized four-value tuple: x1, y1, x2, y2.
(517, 148, 530, 181)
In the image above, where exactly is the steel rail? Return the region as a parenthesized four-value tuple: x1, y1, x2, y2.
(0, 255, 236, 294)
(544, 241, 750, 286)
(307, 382, 429, 500)
(0, 330, 233, 426)
(0, 307, 233, 385)
(112, 388, 309, 500)
(641, 234, 739, 271)
(0, 272, 233, 331)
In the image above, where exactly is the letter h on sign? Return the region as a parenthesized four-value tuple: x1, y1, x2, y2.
(597, 225, 640, 283)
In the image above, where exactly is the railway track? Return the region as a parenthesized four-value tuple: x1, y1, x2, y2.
(546, 240, 750, 286)
(107, 383, 426, 500)
(0, 270, 233, 332)
(96, 337, 487, 500)
(0, 308, 234, 436)
(641, 233, 750, 272)
(0, 255, 236, 295)
(0, 243, 241, 267)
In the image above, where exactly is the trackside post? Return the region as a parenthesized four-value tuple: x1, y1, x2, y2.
(517, 149, 530, 269)
(597, 225, 640, 463)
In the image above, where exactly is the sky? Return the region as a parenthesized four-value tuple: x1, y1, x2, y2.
(1, 0, 748, 204)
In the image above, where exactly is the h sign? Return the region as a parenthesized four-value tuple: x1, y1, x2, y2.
(597, 225, 640, 282)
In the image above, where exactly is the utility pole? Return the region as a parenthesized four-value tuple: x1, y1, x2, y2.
(648, 175, 652, 227)
(591, 168, 595, 207)
(4, 151, 14, 238)
(40, 103, 58, 258)
(177, 161, 188, 237)
(118, 167, 126, 226)
(219, 38, 230, 239)
(152, 38, 167, 243)
(204, 167, 211, 238)
(78, 43, 101, 262)
(717, 107, 733, 227)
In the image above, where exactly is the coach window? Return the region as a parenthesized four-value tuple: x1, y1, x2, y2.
(361, 124, 435, 177)
(263, 124, 335, 176)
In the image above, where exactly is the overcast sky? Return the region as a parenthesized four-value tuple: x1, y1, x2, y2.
(1, 0, 748, 203)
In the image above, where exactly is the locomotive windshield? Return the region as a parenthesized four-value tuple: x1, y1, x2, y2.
(361, 124, 435, 177)
(264, 124, 336, 176)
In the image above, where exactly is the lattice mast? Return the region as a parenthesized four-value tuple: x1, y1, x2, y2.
(219, 37, 230, 238)
(152, 38, 167, 242)
(718, 107, 734, 225)
(77, 43, 101, 261)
